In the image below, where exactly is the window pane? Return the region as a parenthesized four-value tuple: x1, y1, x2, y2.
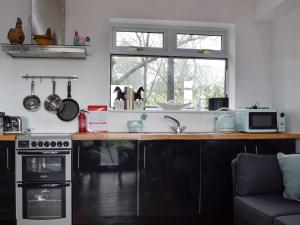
(177, 33, 222, 51)
(111, 56, 168, 107)
(116, 31, 163, 48)
(174, 58, 226, 108)
(111, 56, 226, 108)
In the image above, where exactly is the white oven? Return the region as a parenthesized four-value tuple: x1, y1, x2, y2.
(16, 135, 72, 225)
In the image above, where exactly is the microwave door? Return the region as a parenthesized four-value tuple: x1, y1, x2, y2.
(249, 112, 277, 130)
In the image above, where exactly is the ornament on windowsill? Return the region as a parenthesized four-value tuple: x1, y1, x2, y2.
(113, 86, 125, 110)
(133, 87, 145, 110)
(134, 99, 144, 110)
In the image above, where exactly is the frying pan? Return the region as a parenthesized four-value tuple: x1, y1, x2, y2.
(23, 80, 41, 112)
(57, 81, 79, 121)
(44, 80, 64, 113)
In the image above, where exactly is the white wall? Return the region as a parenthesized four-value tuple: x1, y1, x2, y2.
(0, 0, 273, 133)
(254, 0, 300, 21)
(271, 8, 300, 133)
(254, 0, 284, 20)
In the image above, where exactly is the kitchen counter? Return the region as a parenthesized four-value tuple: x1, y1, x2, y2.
(72, 132, 300, 141)
(0, 134, 16, 141)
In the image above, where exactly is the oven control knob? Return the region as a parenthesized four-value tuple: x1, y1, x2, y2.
(38, 141, 43, 147)
(31, 141, 37, 147)
(63, 141, 70, 147)
(44, 141, 50, 147)
(51, 141, 56, 147)
(57, 141, 63, 147)
(280, 112, 285, 117)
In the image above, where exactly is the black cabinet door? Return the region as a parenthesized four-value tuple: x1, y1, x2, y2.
(73, 140, 138, 225)
(138, 140, 200, 216)
(200, 140, 246, 216)
(0, 141, 15, 224)
(250, 139, 295, 155)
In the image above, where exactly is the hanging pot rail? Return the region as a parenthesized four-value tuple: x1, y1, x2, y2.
(22, 74, 78, 81)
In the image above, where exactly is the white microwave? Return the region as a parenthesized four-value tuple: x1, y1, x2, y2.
(235, 108, 286, 133)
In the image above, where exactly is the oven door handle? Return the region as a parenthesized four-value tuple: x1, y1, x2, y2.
(17, 182, 71, 188)
(17, 151, 70, 155)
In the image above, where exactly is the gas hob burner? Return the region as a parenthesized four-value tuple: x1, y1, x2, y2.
(16, 134, 72, 150)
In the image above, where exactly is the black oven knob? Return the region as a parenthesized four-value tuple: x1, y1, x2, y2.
(51, 141, 56, 147)
(57, 141, 62, 147)
(280, 112, 285, 117)
(63, 141, 70, 147)
(38, 141, 43, 147)
(31, 141, 37, 147)
(44, 141, 50, 147)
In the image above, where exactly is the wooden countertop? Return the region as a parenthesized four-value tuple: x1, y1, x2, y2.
(0, 134, 17, 141)
(1, 132, 298, 141)
(72, 132, 300, 141)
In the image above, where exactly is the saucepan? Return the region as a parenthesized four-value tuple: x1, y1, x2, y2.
(23, 80, 40, 112)
(44, 80, 64, 113)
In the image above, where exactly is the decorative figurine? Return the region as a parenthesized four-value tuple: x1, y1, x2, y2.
(73, 30, 90, 46)
(134, 87, 145, 110)
(33, 28, 53, 45)
(113, 86, 125, 110)
(134, 87, 144, 101)
(7, 18, 25, 44)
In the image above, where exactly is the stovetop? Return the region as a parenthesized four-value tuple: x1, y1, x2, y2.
(16, 133, 72, 149)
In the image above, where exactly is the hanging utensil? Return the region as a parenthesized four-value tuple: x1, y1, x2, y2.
(57, 81, 79, 121)
(23, 80, 41, 112)
(44, 80, 64, 113)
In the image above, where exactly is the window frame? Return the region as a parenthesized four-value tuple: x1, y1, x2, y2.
(110, 23, 229, 108)
(172, 28, 227, 58)
(111, 25, 228, 59)
(111, 26, 168, 56)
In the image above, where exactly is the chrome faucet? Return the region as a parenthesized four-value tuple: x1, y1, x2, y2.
(164, 115, 186, 134)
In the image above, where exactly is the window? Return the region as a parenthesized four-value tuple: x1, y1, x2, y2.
(111, 24, 228, 109)
(116, 31, 164, 48)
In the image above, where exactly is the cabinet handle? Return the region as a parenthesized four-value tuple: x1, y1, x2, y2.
(6, 147, 9, 170)
(77, 146, 80, 169)
(254, 145, 258, 154)
(244, 145, 247, 153)
(143, 145, 146, 169)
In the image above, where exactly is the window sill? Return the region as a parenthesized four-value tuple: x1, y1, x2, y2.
(109, 108, 221, 114)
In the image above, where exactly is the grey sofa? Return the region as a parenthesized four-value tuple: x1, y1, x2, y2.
(231, 153, 300, 225)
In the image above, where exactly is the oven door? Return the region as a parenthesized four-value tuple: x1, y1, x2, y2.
(16, 150, 71, 182)
(16, 182, 71, 225)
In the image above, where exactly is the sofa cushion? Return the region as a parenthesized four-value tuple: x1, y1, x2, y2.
(236, 153, 283, 195)
(277, 153, 300, 201)
(274, 215, 300, 225)
(234, 195, 300, 225)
